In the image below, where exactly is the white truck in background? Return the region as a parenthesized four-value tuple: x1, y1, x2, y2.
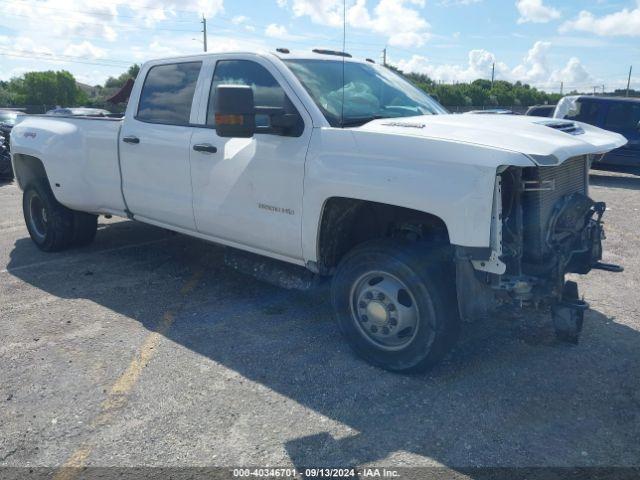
(10, 50, 626, 372)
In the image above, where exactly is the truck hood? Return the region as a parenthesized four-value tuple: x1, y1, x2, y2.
(356, 114, 627, 166)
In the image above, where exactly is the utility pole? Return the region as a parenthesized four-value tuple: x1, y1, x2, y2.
(201, 14, 207, 52)
(491, 62, 495, 87)
(560, 81, 563, 95)
(602, 84, 605, 95)
(382, 47, 387, 66)
(627, 65, 633, 97)
(593, 86, 598, 95)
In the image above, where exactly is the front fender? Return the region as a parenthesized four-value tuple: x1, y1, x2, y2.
(301, 128, 534, 262)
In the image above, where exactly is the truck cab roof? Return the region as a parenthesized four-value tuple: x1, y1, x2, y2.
(145, 49, 373, 66)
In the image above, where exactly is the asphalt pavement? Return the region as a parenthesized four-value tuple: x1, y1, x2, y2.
(1, 172, 639, 475)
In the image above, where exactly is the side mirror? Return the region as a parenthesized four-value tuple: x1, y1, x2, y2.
(215, 85, 256, 138)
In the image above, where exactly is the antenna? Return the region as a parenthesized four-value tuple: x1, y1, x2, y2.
(340, 0, 346, 127)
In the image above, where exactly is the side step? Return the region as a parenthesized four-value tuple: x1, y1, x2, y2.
(223, 248, 324, 291)
(592, 262, 624, 273)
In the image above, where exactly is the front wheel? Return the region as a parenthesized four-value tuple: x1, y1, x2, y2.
(331, 239, 460, 373)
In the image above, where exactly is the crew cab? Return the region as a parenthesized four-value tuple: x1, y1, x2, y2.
(10, 50, 627, 372)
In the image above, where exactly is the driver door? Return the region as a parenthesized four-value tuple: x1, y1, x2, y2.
(189, 57, 312, 260)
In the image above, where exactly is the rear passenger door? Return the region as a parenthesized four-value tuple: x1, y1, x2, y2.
(120, 60, 203, 230)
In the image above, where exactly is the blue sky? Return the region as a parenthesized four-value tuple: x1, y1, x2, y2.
(1, 0, 639, 93)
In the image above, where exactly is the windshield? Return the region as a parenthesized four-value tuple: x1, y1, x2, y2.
(284, 59, 448, 127)
(0, 112, 19, 126)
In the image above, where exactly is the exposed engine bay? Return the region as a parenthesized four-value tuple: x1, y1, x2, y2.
(456, 155, 623, 341)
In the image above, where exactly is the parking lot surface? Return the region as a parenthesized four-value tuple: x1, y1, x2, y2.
(1, 172, 639, 473)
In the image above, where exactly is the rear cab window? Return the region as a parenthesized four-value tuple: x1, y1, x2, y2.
(136, 61, 202, 125)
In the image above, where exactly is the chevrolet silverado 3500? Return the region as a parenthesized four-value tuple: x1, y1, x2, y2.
(10, 50, 627, 372)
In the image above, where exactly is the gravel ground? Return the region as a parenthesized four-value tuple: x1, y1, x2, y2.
(0, 172, 639, 474)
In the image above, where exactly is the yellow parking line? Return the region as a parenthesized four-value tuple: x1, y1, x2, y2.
(51, 447, 92, 480)
(50, 268, 203, 478)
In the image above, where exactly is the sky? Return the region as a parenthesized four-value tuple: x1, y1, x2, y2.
(1, 0, 639, 93)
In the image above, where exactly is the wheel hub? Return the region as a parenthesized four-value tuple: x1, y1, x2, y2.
(28, 193, 47, 241)
(351, 271, 420, 350)
(365, 301, 389, 326)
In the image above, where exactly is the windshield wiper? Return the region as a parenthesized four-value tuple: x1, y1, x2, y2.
(340, 115, 387, 128)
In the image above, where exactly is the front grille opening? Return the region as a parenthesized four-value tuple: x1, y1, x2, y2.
(520, 156, 588, 264)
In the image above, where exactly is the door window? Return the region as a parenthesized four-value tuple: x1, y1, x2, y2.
(206, 60, 286, 127)
(565, 100, 600, 125)
(137, 62, 202, 125)
(604, 103, 640, 131)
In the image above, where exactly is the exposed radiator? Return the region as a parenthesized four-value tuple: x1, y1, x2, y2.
(521, 156, 588, 262)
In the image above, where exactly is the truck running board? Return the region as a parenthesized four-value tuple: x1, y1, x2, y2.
(223, 248, 323, 291)
(592, 262, 624, 273)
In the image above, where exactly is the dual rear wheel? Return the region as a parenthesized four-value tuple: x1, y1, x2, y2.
(23, 179, 97, 252)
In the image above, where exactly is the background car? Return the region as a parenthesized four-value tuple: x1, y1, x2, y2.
(554, 96, 640, 173)
(525, 104, 555, 117)
(0, 109, 22, 181)
(45, 107, 111, 117)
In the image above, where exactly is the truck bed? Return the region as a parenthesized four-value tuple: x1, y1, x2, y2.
(11, 115, 127, 215)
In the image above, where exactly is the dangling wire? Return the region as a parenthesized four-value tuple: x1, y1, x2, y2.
(340, 0, 346, 128)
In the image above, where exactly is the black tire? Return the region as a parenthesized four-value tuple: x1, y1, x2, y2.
(72, 211, 98, 246)
(23, 179, 75, 252)
(331, 239, 460, 373)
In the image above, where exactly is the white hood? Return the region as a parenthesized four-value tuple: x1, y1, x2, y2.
(356, 114, 627, 166)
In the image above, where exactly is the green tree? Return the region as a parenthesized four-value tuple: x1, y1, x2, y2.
(14, 70, 86, 106)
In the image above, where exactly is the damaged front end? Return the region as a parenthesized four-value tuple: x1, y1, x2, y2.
(456, 155, 623, 342)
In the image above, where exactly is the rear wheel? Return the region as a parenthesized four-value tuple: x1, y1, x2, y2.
(23, 179, 97, 251)
(331, 239, 459, 373)
(72, 211, 98, 246)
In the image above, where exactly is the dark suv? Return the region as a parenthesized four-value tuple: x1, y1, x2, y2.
(554, 96, 640, 173)
(0, 110, 22, 180)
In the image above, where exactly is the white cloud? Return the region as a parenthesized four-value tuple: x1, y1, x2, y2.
(64, 41, 107, 59)
(348, 0, 431, 47)
(397, 49, 509, 83)
(265, 24, 289, 39)
(395, 40, 592, 90)
(3, 0, 224, 42)
(516, 0, 561, 24)
(511, 40, 551, 82)
(550, 57, 591, 85)
(559, 2, 640, 37)
(439, 0, 482, 5)
(280, 0, 431, 48)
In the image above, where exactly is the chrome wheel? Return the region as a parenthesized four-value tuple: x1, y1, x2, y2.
(29, 193, 48, 241)
(350, 271, 421, 351)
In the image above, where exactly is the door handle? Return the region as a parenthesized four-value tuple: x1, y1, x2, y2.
(193, 143, 218, 154)
(122, 135, 140, 144)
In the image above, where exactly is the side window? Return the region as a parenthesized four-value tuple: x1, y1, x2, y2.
(565, 100, 599, 125)
(207, 60, 286, 127)
(604, 103, 640, 131)
(137, 62, 202, 125)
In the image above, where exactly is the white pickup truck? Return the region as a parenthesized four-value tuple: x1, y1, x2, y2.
(11, 50, 626, 372)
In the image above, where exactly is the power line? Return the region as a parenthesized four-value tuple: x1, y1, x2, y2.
(0, 51, 134, 68)
(1, 11, 200, 33)
(0, 47, 135, 66)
